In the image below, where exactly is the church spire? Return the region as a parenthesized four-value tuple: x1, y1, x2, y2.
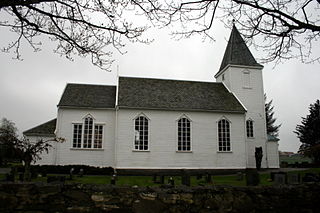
(217, 25, 263, 73)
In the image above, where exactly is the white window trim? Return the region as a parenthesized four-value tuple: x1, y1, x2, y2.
(132, 113, 150, 152)
(72, 123, 82, 149)
(242, 69, 252, 89)
(70, 114, 105, 150)
(216, 116, 232, 153)
(176, 114, 193, 152)
(246, 118, 255, 139)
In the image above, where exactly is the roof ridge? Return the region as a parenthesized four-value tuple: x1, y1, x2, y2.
(119, 76, 219, 84)
(66, 83, 116, 87)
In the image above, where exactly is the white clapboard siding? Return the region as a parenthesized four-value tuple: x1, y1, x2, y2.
(115, 109, 246, 169)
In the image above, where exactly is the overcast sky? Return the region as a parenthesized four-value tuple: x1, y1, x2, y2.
(0, 20, 319, 152)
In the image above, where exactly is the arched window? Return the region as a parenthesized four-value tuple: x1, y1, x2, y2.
(72, 124, 82, 148)
(246, 119, 254, 138)
(134, 115, 149, 151)
(218, 118, 231, 151)
(72, 114, 104, 149)
(178, 117, 191, 151)
(83, 116, 93, 148)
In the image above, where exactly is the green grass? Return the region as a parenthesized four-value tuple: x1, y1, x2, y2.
(4, 168, 319, 186)
(287, 168, 320, 176)
(29, 173, 268, 186)
(280, 155, 312, 164)
(0, 174, 5, 180)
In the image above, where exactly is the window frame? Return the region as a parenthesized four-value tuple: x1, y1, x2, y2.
(71, 114, 105, 150)
(72, 123, 82, 148)
(242, 70, 252, 89)
(83, 116, 94, 148)
(176, 115, 192, 152)
(246, 119, 254, 138)
(217, 117, 232, 152)
(133, 113, 150, 152)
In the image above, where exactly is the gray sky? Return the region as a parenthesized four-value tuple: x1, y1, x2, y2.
(0, 22, 319, 152)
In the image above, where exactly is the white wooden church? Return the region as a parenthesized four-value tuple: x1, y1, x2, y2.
(24, 26, 280, 170)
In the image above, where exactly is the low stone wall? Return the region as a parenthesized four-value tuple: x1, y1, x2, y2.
(0, 183, 319, 213)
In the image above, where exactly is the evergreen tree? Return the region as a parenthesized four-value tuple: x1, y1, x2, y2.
(0, 118, 18, 165)
(265, 94, 281, 137)
(295, 100, 320, 164)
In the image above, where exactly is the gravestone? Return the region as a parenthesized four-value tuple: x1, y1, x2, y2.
(196, 174, 202, 180)
(181, 172, 191, 186)
(69, 168, 74, 180)
(168, 177, 175, 186)
(273, 173, 286, 185)
(78, 168, 84, 177)
(160, 175, 165, 184)
(287, 173, 300, 185)
(152, 174, 157, 183)
(270, 171, 287, 182)
(245, 169, 260, 186)
(205, 173, 212, 183)
(302, 173, 319, 182)
(110, 174, 116, 185)
(47, 176, 66, 184)
(236, 172, 243, 181)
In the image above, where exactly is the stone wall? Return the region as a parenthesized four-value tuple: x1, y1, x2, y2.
(0, 183, 319, 213)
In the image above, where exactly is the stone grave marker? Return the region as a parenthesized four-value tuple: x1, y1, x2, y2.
(160, 175, 165, 184)
(273, 173, 286, 185)
(181, 173, 191, 186)
(245, 169, 260, 186)
(236, 172, 244, 181)
(205, 173, 212, 183)
(287, 173, 300, 185)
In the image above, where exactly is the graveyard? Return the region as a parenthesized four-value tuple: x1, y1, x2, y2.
(1, 165, 319, 186)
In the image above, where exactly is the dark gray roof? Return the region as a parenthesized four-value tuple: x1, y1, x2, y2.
(23, 119, 56, 137)
(217, 26, 263, 75)
(58, 84, 116, 108)
(118, 77, 246, 113)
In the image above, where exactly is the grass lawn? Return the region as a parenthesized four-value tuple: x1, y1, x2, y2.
(3, 168, 319, 186)
(280, 155, 312, 164)
(286, 168, 320, 176)
(30, 172, 273, 186)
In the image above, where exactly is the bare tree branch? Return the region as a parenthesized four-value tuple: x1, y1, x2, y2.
(1, 0, 320, 69)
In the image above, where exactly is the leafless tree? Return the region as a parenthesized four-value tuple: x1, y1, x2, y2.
(0, 0, 150, 70)
(1, 1, 319, 69)
(136, 0, 320, 64)
(0, 117, 64, 181)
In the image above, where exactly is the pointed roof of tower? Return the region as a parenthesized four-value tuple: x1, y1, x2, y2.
(216, 25, 263, 76)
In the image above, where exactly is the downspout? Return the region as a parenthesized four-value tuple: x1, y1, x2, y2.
(114, 67, 119, 169)
(114, 106, 118, 169)
(54, 108, 61, 165)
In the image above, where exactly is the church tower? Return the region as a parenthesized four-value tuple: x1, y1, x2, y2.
(215, 26, 268, 168)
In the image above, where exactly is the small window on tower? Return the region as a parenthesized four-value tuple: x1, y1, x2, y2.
(222, 74, 225, 81)
(243, 71, 251, 88)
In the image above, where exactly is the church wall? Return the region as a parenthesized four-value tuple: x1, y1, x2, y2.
(266, 141, 280, 168)
(55, 108, 116, 167)
(115, 109, 246, 169)
(28, 136, 56, 165)
(216, 66, 271, 168)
